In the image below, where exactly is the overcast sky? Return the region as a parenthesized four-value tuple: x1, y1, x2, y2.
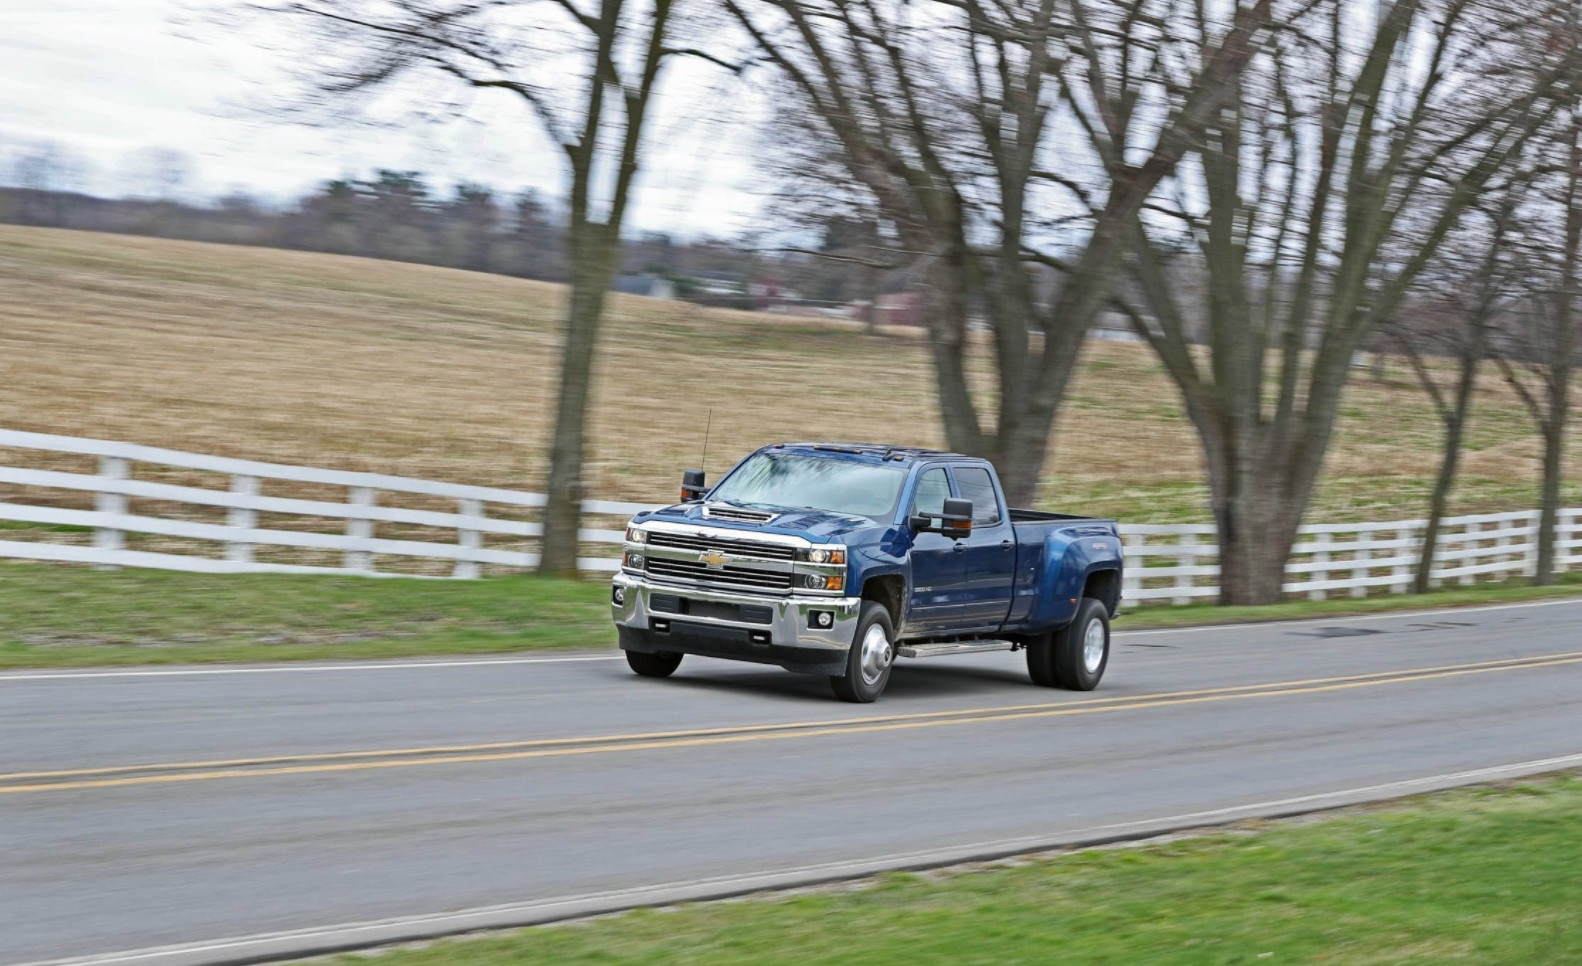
(0, 1, 767, 236)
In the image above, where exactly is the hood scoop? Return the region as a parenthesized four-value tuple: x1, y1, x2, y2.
(701, 504, 781, 524)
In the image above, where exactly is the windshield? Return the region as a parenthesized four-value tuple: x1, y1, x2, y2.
(709, 454, 907, 519)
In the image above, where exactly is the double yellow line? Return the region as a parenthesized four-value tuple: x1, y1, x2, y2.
(6, 649, 1581, 797)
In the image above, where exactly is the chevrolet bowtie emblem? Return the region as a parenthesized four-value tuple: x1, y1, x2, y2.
(698, 550, 731, 568)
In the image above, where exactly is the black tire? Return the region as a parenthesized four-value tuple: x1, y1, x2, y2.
(830, 601, 895, 703)
(1025, 629, 1065, 688)
(625, 648, 683, 678)
(1026, 597, 1109, 691)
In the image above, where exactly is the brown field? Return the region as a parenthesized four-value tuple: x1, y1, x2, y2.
(2, 223, 1579, 531)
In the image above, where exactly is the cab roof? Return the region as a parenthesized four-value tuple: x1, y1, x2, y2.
(764, 442, 980, 466)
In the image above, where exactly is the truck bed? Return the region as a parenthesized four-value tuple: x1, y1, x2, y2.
(1008, 508, 1115, 525)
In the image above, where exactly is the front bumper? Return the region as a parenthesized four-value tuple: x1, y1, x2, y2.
(611, 573, 860, 676)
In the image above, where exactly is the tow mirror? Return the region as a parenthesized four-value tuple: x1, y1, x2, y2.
(909, 498, 974, 539)
(680, 468, 706, 503)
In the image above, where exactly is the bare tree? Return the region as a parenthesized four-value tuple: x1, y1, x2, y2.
(1493, 65, 1582, 584)
(1390, 183, 1529, 593)
(726, 0, 1276, 505)
(1122, 0, 1567, 604)
(122, 147, 196, 201)
(4, 141, 91, 226)
(259, 0, 709, 574)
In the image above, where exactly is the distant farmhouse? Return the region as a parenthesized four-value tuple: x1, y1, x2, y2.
(611, 273, 676, 300)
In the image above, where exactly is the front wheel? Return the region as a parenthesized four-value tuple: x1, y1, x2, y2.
(625, 648, 683, 678)
(1026, 597, 1109, 691)
(830, 601, 895, 702)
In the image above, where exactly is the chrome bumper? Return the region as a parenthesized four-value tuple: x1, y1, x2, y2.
(611, 572, 861, 654)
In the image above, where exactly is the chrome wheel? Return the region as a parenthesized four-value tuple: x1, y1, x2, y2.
(859, 623, 893, 686)
(1082, 617, 1106, 674)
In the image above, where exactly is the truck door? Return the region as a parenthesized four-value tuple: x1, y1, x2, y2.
(905, 466, 968, 634)
(949, 464, 1017, 633)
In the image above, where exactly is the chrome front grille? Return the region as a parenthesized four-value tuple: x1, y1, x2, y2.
(645, 557, 795, 591)
(647, 531, 796, 561)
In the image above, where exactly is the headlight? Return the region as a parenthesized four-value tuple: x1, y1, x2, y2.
(802, 574, 844, 591)
(626, 526, 648, 544)
(623, 552, 645, 571)
(798, 546, 846, 565)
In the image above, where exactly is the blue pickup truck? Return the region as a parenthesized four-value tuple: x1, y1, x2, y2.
(611, 443, 1125, 702)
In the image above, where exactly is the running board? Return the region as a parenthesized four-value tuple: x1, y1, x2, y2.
(896, 640, 1018, 659)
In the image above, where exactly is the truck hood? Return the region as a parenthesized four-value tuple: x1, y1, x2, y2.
(634, 502, 880, 542)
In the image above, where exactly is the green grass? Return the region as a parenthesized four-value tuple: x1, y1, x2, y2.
(341, 773, 1582, 966)
(1112, 570, 1582, 630)
(0, 562, 612, 668)
(3, 561, 1582, 669)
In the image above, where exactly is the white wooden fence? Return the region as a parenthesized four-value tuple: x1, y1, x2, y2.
(1120, 512, 1582, 606)
(0, 429, 648, 577)
(1, 429, 1579, 601)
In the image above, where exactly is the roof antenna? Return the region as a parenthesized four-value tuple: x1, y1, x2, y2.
(700, 408, 713, 477)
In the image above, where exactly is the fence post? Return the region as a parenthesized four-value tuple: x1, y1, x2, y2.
(93, 455, 130, 570)
(1393, 525, 1412, 593)
(1351, 526, 1371, 598)
(1172, 531, 1197, 606)
(1564, 509, 1580, 575)
(1461, 520, 1481, 586)
(1522, 510, 1540, 578)
(1309, 530, 1331, 602)
(226, 475, 258, 564)
(1121, 531, 1142, 608)
(455, 498, 483, 579)
(346, 486, 376, 573)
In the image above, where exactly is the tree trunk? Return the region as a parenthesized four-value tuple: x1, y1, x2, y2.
(1536, 417, 1567, 583)
(1417, 353, 1483, 593)
(1216, 509, 1300, 605)
(539, 229, 617, 577)
(1415, 420, 1462, 594)
(1208, 466, 1304, 606)
(1539, 102, 1581, 584)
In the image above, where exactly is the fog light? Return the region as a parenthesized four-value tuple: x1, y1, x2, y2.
(814, 611, 834, 628)
(612, 585, 625, 605)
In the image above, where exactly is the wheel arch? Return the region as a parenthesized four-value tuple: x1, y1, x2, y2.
(861, 572, 906, 634)
(1083, 567, 1122, 618)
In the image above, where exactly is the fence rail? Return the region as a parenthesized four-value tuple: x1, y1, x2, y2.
(2, 429, 1579, 601)
(0, 429, 648, 577)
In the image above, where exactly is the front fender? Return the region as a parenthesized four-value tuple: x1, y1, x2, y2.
(849, 537, 908, 626)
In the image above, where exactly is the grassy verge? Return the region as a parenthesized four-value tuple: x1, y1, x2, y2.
(3, 563, 1581, 669)
(1113, 570, 1582, 630)
(0, 562, 612, 668)
(341, 773, 1582, 966)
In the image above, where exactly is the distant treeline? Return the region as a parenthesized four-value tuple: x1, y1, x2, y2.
(0, 171, 874, 307)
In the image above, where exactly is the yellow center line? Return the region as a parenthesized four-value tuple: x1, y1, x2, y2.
(5, 650, 1581, 796)
(7, 649, 1578, 783)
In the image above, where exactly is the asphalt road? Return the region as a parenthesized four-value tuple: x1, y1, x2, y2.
(5, 597, 1582, 965)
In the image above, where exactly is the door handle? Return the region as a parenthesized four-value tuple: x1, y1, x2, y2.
(953, 543, 966, 554)
(1001, 540, 1013, 551)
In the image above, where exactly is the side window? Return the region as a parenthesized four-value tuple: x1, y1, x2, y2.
(912, 468, 951, 516)
(952, 466, 1002, 526)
